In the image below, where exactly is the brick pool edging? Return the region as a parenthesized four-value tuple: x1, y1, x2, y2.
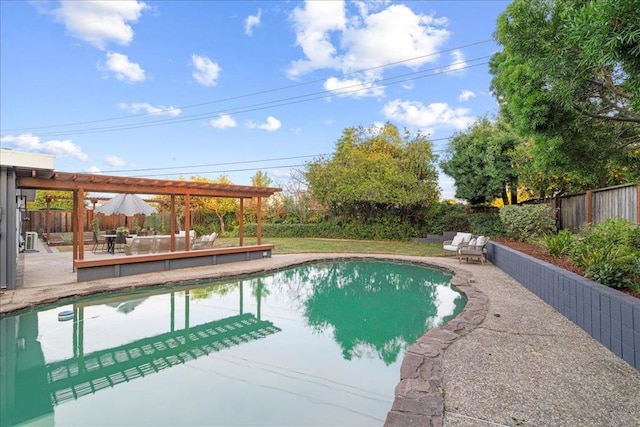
(384, 267, 489, 427)
(485, 241, 640, 371)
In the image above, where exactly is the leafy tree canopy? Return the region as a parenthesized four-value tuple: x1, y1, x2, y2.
(28, 190, 78, 210)
(305, 123, 439, 218)
(491, 0, 640, 132)
(191, 175, 238, 235)
(440, 117, 521, 205)
(250, 170, 273, 187)
(490, 0, 640, 193)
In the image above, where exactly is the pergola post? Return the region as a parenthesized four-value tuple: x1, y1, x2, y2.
(170, 195, 176, 252)
(257, 197, 262, 245)
(184, 193, 191, 251)
(239, 198, 244, 246)
(77, 188, 85, 261)
(45, 195, 51, 243)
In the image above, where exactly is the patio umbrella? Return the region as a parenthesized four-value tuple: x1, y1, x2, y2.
(94, 194, 156, 216)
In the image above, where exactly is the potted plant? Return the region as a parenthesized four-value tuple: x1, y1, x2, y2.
(91, 218, 100, 235)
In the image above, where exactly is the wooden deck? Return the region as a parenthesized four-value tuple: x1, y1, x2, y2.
(74, 244, 275, 282)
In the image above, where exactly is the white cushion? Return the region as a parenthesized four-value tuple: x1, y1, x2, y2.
(451, 232, 473, 246)
(443, 244, 459, 252)
(459, 232, 473, 242)
(476, 236, 487, 246)
(468, 238, 477, 246)
(450, 235, 463, 246)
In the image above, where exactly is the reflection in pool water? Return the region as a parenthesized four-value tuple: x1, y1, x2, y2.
(0, 260, 465, 426)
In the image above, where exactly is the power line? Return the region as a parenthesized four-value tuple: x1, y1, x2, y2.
(98, 136, 453, 175)
(1, 39, 493, 133)
(27, 58, 490, 137)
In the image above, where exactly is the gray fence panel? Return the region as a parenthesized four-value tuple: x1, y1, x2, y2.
(593, 185, 637, 225)
(559, 194, 586, 232)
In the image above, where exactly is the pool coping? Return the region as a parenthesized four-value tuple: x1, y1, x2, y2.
(0, 253, 488, 426)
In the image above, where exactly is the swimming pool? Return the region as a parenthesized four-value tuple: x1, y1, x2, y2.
(0, 259, 466, 426)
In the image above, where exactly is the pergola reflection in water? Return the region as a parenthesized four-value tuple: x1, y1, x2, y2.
(0, 279, 279, 426)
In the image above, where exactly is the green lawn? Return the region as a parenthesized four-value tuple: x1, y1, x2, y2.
(216, 237, 444, 257)
(59, 237, 444, 257)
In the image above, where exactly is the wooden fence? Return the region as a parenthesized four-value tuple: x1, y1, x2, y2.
(25, 211, 148, 234)
(550, 183, 639, 231)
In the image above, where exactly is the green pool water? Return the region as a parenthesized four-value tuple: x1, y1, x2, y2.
(0, 260, 465, 426)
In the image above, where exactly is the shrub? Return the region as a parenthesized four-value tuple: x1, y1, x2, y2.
(585, 262, 635, 290)
(423, 203, 470, 234)
(499, 204, 557, 241)
(469, 212, 506, 237)
(541, 229, 575, 257)
(570, 219, 640, 290)
(61, 234, 73, 244)
(243, 219, 425, 241)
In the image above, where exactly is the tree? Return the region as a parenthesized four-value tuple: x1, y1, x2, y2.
(250, 170, 273, 188)
(305, 123, 439, 220)
(191, 175, 238, 235)
(244, 170, 274, 223)
(491, 0, 640, 130)
(490, 0, 640, 192)
(440, 118, 521, 205)
(28, 190, 77, 210)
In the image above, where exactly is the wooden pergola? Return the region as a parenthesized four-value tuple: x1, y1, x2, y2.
(16, 169, 281, 279)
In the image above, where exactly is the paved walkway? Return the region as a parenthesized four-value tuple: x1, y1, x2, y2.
(2, 245, 639, 426)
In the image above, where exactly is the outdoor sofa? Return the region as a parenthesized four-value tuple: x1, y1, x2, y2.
(124, 231, 198, 256)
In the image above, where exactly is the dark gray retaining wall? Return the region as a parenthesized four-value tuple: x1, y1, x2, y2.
(486, 241, 640, 370)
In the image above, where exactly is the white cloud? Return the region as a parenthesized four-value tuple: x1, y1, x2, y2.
(258, 116, 281, 132)
(245, 9, 262, 36)
(0, 133, 88, 161)
(101, 52, 145, 83)
(287, 2, 450, 99)
(324, 76, 384, 98)
(458, 89, 476, 102)
(381, 99, 475, 131)
(88, 166, 102, 173)
(119, 102, 181, 116)
(191, 54, 222, 87)
(50, 1, 148, 50)
(287, 1, 347, 78)
(210, 114, 237, 129)
(446, 49, 467, 74)
(104, 154, 126, 167)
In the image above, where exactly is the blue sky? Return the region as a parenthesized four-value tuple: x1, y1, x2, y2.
(0, 1, 509, 200)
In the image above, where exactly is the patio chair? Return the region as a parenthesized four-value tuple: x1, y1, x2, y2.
(443, 232, 473, 256)
(114, 232, 127, 253)
(91, 231, 106, 253)
(193, 232, 218, 250)
(458, 236, 490, 264)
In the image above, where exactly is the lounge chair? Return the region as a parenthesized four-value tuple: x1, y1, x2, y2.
(458, 236, 490, 264)
(443, 232, 473, 256)
(193, 232, 218, 250)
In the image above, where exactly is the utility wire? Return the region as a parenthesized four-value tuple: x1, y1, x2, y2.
(1, 39, 493, 133)
(100, 135, 454, 175)
(28, 58, 490, 137)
